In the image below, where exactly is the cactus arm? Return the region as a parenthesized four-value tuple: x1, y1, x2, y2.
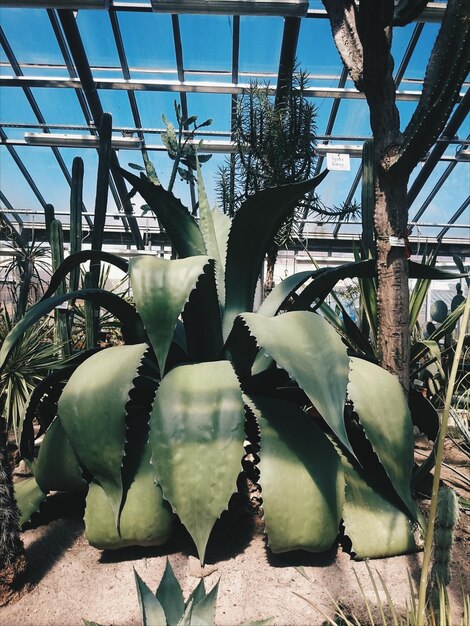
(393, 0, 428, 26)
(322, 0, 364, 89)
(392, 0, 470, 177)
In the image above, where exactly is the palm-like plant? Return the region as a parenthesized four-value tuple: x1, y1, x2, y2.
(2, 161, 430, 565)
(0, 308, 59, 443)
(0, 233, 51, 322)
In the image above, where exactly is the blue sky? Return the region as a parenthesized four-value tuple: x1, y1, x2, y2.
(0, 5, 468, 241)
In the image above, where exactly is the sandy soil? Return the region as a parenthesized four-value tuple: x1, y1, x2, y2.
(1, 436, 468, 626)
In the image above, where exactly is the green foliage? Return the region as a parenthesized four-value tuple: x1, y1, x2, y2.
(219, 70, 317, 213)
(0, 309, 58, 441)
(5, 158, 427, 567)
(0, 232, 51, 322)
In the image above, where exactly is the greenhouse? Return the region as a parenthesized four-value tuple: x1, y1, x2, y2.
(0, 1, 469, 624)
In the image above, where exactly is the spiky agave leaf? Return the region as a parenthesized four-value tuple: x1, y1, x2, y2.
(196, 158, 230, 310)
(347, 357, 416, 519)
(155, 558, 185, 625)
(59, 343, 148, 529)
(119, 167, 206, 258)
(129, 255, 215, 374)
(341, 454, 420, 560)
(241, 311, 352, 457)
(13, 476, 46, 527)
(247, 395, 344, 554)
(223, 172, 328, 339)
(0, 288, 146, 372)
(39, 250, 129, 302)
(133, 569, 167, 626)
(149, 360, 246, 564)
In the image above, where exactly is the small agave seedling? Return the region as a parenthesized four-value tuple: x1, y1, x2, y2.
(83, 558, 273, 626)
(3, 158, 426, 564)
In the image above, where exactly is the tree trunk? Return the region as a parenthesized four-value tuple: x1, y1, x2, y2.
(0, 426, 27, 606)
(264, 245, 278, 299)
(374, 167, 410, 392)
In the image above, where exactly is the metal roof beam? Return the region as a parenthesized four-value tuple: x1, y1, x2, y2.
(407, 89, 470, 209)
(0, 190, 24, 244)
(108, 10, 146, 143)
(0, 189, 23, 229)
(411, 161, 458, 224)
(0, 24, 93, 226)
(436, 197, 470, 241)
(0, 127, 49, 210)
(111, 1, 446, 22)
(394, 23, 424, 87)
(171, 14, 197, 213)
(3, 75, 455, 102)
(56, 8, 144, 249)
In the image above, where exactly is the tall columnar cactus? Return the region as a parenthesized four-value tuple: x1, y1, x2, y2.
(49, 218, 70, 356)
(69, 157, 84, 294)
(44, 204, 55, 242)
(88, 113, 112, 347)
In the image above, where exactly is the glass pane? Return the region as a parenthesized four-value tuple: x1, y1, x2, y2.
(0, 87, 38, 124)
(77, 10, 120, 68)
(98, 89, 135, 127)
(118, 12, 176, 72)
(135, 91, 182, 129)
(180, 15, 233, 72)
(185, 93, 231, 131)
(297, 17, 343, 77)
(31, 88, 88, 126)
(239, 16, 284, 74)
(0, 8, 64, 65)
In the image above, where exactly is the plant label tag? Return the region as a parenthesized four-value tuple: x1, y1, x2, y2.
(326, 153, 351, 171)
(389, 236, 406, 247)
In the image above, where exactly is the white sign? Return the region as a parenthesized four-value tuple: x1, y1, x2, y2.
(389, 236, 406, 247)
(326, 153, 351, 171)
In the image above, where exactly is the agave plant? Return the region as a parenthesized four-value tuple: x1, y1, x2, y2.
(84, 558, 273, 626)
(2, 159, 432, 565)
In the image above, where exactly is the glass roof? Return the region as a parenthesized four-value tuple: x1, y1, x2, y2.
(0, 1, 469, 253)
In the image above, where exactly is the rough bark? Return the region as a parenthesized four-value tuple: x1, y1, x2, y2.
(374, 169, 410, 390)
(323, 0, 411, 390)
(0, 427, 27, 606)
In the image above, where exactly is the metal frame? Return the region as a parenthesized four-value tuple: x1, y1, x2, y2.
(0, 3, 468, 254)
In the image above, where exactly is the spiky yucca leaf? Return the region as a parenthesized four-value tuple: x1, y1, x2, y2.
(0, 310, 59, 441)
